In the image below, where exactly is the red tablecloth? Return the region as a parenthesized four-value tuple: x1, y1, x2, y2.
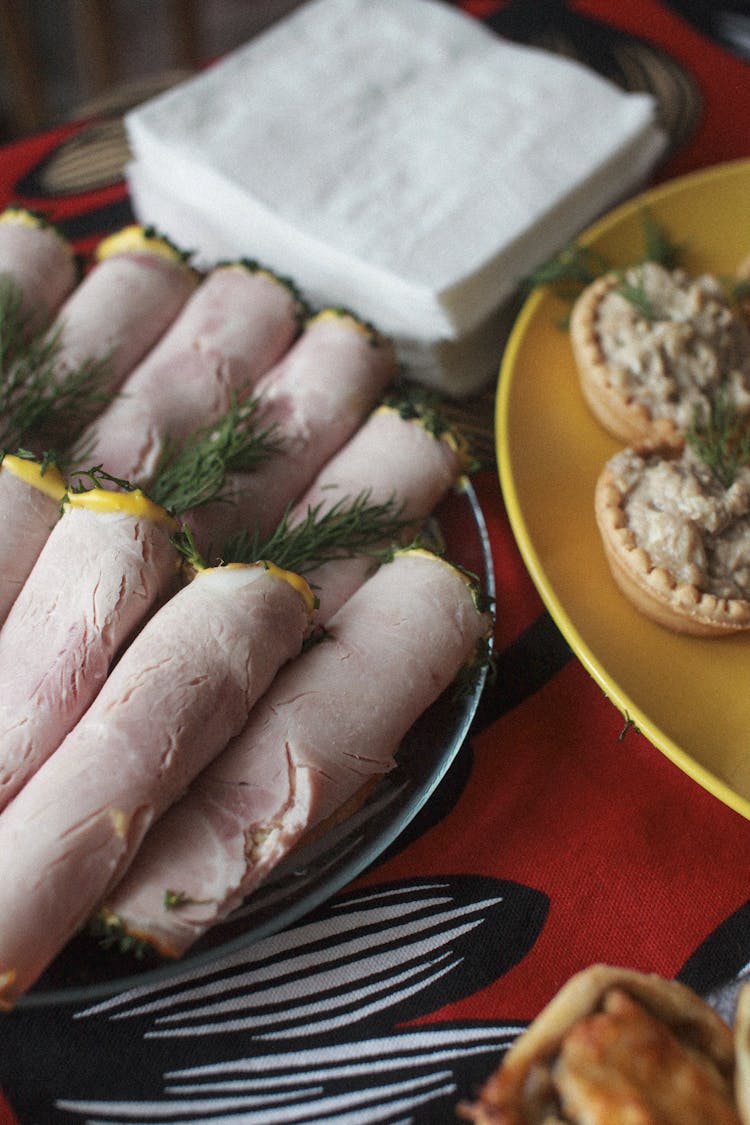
(1, 2, 750, 1122)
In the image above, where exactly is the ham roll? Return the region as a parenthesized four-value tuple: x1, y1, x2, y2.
(0, 489, 181, 811)
(0, 561, 315, 1008)
(186, 308, 398, 558)
(0, 206, 77, 329)
(75, 260, 306, 484)
(50, 225, 198, 401)
(0, 454, 66, 627)
(287, 398, 472, 622)
(102, 548, 492, 959)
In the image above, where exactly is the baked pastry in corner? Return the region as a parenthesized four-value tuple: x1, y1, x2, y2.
(570, 261, 750, 447)
(459, 964, 740, 1124)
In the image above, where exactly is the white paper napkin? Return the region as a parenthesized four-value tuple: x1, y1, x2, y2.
(125, 0, 666, 395)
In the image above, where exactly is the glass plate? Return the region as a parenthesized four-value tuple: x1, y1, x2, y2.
(22, 480, 493, 1007)
(498, 157, 750, 822)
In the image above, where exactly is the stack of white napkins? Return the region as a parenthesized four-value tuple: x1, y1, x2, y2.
(125, 0, 665, 396)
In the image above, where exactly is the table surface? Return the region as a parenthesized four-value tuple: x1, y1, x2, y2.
(1, 2, 750, 1122)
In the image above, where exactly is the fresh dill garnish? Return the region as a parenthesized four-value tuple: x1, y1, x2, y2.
(89, 911, 155, 961)
(0, 278, 30, 370)
(163, 888, 212, 910)
(685, 392, 750, 489)
(639, 208, 683, 269)
(523, 239, 610, 298)
(171, 525, 207, 571)
(618, 711, 641, 742)
(164, 889, 188, 910)
(613, 277, 661, 321)
(67, 464, 135, 494)
(147, 395, 282, 516)
(0, 278, 114, 459)
(219, 491, 411, 573)
(523, 211, 683, 313)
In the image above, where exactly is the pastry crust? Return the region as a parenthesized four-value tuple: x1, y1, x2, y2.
(595, 445, 750, 636)
(570, 263, 750, 448)
(734, 981, 750, 1125)
(459, 964, 739, 1124)
(571, 272, 682, 447)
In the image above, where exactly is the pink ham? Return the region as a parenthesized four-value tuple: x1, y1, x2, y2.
(75, 261, 305, 484)
(50, 226, 198, 400)
(0, 491, 181, 812)
(0, 455, 66, 627)
(186, 309, 397, 558)
(0, 207, 77, 329)
(102, 548, 491, 959)
(0, 561, 314, 1009)
(287, 400, 471, 622)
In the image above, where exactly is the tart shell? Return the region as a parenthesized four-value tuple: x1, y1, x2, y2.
(595, 458, 750, 636)
(570, 273, 684, 449)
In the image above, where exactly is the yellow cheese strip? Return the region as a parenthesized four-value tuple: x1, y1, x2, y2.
(67, 486, 178, 529)
(201, 559, 316, 617)
(1, 454, 66, 501)
(95, 224, 190, 265)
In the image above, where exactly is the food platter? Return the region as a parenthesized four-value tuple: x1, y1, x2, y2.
(498, 157, 750, 821)
(22, 480, 493, 1007)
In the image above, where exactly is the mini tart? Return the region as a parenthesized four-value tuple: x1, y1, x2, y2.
(733, 982, 750, 1125)
(596, 444, 750, 636)
(459, 964, 739, 1125)
(570, 262, 750, 448)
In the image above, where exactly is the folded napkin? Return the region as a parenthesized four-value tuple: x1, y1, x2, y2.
(125, 0, 665, 396)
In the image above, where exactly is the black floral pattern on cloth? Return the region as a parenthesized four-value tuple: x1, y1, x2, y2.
(1, 876, 545, 1124)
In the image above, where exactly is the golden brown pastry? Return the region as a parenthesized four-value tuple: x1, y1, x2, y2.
(595, 442, 750, 635)
(459, 964, 740, 1124)
(733, 981, 750, 1125)
(570, 262, 750, 447)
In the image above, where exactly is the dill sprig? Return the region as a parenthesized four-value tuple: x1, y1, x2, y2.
(524, 210, 683, 309)
(148, 396, 282, 516)
(0, 280, 114, 458)
(523, 239, 610, 298)
(640, 208, 684, 269)
(613, 277, 661, 321)
(89, 910, 155, 961)
(685, 393, 750, 489)
(67, 464, 135, 494)
(219, 491, 412, 573)
(0, 278, 30, 369)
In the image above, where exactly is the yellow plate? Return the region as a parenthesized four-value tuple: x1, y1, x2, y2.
(497, 157, 750, 821)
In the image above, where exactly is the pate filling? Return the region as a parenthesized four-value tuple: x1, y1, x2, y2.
(596, 262, 750, 429)
(608, 445, 750, 599)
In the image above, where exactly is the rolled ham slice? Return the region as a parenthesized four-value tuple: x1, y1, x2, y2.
(0, 454, 66, 628)
(103, 548, 491, 959)
(75, 260, 305, 484)
(50, 225, 198, 400)
(186, 308, 398, 558)
(0, 561, 315, 1009)
(0, 206, 77, 329)
(287, 399, 472, 622)
(0, 489, 181, 812)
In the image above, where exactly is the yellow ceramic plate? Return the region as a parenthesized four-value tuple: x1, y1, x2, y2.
(498, 157, 750, 821)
